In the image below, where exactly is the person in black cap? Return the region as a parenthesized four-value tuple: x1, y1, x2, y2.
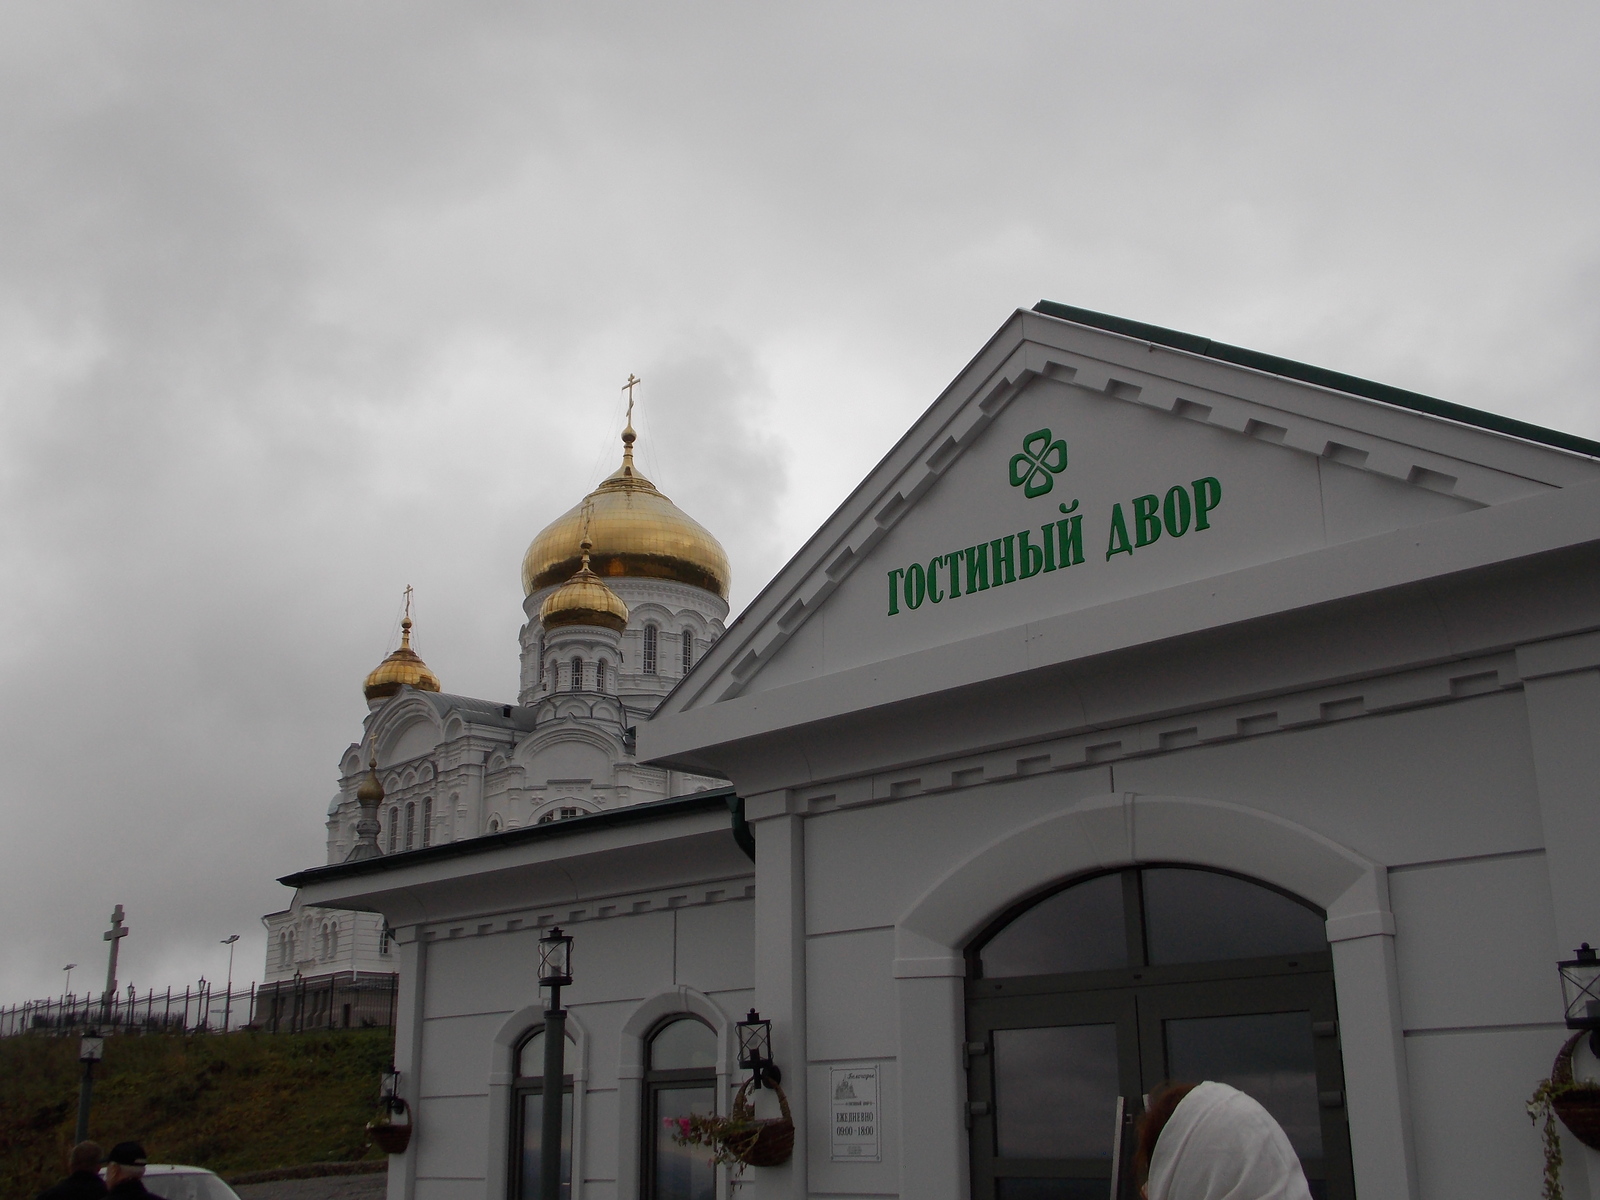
(103, 1143, 161, 1199)
(36, 1141, 108, 1200)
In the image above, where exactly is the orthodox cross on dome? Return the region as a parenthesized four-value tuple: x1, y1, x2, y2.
(620, 374, 640, 472)
(622, 373, 640, 426)
(399, 584, 415, 646)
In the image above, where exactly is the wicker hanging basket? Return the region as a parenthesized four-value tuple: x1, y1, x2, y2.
(1551, 1033, 1600, 1151)
(726, 1078, 794, 1167)
(368, 1099, 413, 1154)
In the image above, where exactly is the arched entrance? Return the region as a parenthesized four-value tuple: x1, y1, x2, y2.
(965, 865, 1354, 1200)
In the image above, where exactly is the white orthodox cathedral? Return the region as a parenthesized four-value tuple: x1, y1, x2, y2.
(262, 417, 731, 986)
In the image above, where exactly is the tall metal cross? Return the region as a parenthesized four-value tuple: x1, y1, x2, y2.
(622, 373, 640, 425)
(102, 904, 128, 1021)
(403, 584, 413, 623)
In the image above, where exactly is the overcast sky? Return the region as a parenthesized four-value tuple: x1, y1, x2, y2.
(2, 3, 1596, 1001)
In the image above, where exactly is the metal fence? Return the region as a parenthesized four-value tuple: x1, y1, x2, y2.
(0, 972, 398, 1038)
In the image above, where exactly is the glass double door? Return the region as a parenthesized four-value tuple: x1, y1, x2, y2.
(967, 969, 1351, 1200)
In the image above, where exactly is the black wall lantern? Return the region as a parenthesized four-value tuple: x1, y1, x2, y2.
(737, 1008, 781, 1089)
(538, 925, 574, 990)
(1560, 943, 1600, 1055)
(381, 1065, 403, 1114)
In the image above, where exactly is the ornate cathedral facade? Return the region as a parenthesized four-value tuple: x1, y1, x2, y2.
(261, 417, 730, 988)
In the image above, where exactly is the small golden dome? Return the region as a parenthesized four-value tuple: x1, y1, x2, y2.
(521, 422, 731, 599)
(363, 616, 442, 702)
(356, 755, 384, 804)
(540, 539, 631, 633)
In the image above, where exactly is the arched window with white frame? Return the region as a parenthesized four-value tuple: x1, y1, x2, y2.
(596, 660, 607, 692)
(513, 1024, 574, 1200)
(643, 1016, 718, 1199)
(965, 865, 1353, 1199)
(387, 806, 399, 852)
(643, 623, 658, 674)
(404, 801, 416, 850)
(680, 631, 693, 674)
(570, 656, 583, 692)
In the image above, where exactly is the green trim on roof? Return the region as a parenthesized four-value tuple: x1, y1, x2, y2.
(1032, 300, 1600, 459)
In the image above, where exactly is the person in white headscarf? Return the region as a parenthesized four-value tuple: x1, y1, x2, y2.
(1140, 1081, 1312, 1200)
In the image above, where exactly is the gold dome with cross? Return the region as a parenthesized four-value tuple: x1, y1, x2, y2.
(521, 379, 731, 600)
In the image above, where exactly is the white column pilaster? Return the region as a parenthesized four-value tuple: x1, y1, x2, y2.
(1518, 635, 1600, 1195)
(745, 793, 807, 1200)
(389, 928, 427, 1200)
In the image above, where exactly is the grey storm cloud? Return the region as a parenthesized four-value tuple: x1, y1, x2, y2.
(1, 2, 1596, 998)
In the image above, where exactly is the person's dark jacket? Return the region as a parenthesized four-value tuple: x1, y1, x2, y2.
(106, 1179, 161, 1200)
(36, 1170, 108, 1200)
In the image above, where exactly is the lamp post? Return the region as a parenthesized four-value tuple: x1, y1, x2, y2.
(63, 963, 77, 1003)
(537, 926, 573, 1200)
(221, 936, 240, 1031)
(1559, 943, 1600, 1056)
(75, 1033, 104, 1142)
(737, 1009, 781, 1089)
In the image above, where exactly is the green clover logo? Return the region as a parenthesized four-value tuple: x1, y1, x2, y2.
(1009, 428, 1068, 498)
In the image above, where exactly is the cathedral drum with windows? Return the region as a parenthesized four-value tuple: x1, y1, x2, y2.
(261, 419, 730, 990)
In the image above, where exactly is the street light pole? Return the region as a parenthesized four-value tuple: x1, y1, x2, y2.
(75, 1034, 104, 1143)
(537, 928, 573, 1200)
(63, 963, 76, 1002)
(221, 936, 239, 1031)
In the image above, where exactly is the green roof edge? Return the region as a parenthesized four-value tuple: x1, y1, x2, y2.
(1032, 300, 1600, 460)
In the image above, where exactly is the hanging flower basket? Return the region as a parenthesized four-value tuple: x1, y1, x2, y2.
(1551, 1034, 1600, 1150)
(368, 1099, 412, 1154)
(670, 1078, 794, 1170)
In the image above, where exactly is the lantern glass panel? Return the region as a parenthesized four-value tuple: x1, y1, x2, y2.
(538, 930, 573, 986)
(1561, 951, 1600, 1029)
(79, 1036, 104, 1063)
(738, 1016, 770, 1066)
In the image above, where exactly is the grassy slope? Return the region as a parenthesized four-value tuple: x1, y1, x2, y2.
(0, 1030, 391, 1197)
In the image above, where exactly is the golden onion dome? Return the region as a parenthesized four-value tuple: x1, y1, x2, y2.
(521, 423, 731, 599)
(362, 616, 442, 702)
(540, 538, 631, 633)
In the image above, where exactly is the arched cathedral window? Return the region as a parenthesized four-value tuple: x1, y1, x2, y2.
(571, 656, 583, 692)
(681, 631, 693, 674)
(596, 660, 607, 691)
(643, 624, 658, 674)
(404, 801, 416, 851)
(387, 807, 398, 853)
(422, 798, 433, 847)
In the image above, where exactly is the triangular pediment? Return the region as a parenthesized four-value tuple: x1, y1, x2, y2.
(646, 305, 1600, 747)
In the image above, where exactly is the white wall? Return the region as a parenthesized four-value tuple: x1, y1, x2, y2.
(408, 899, 754, 1200)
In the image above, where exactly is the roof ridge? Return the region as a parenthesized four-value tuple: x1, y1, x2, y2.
(1032, 300, 1600, 460)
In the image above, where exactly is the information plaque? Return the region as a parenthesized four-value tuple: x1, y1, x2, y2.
(829, 1063, 881, 1162)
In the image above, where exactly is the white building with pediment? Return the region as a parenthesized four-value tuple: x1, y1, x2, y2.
(262, 418, 730, 988)
(280, 302, 1600, 1200)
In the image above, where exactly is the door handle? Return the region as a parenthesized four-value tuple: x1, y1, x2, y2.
(1108, 1097, 1128, 1200)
